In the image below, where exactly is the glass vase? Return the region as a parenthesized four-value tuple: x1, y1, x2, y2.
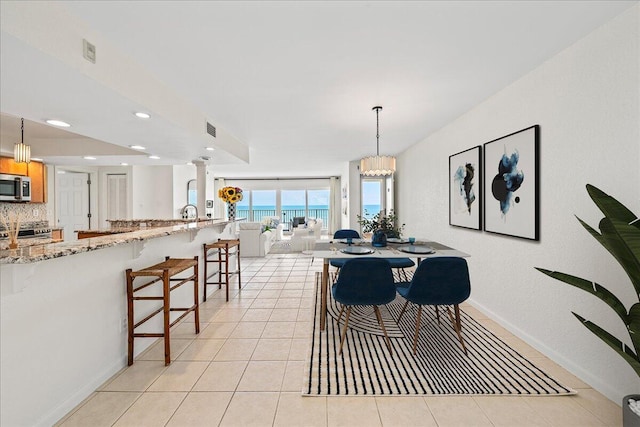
(371, 229, 387, 247)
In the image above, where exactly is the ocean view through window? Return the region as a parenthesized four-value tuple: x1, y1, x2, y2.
(236, 188, 329, 231)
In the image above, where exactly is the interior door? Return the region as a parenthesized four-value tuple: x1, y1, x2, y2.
(56, 172, 89, 241)
(106, 173, 127, 223)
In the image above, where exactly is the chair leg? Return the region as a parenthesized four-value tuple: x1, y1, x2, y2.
(435, 305, 440, 324)
(397, 300, 410, 322)
(447, 304, 468, 355)
(373, 306, 393, 356)
(336, 305, 345, 324)
(412, 304, 422, 355)
(338, 307, 352, 355)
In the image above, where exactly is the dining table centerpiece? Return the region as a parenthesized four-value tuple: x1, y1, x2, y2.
(218, 186, 243, 220)
(357, 209, 405, 246)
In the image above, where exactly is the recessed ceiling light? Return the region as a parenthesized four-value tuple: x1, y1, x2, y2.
(186, 162, 194, 166)
(120, 162, 128, 166)
(46, 119, 71, 127)
(134, 112, 150, 119)
(31, 157, 43, 161)
(57, 171, 66, 174)
(129, 145, 146, 150)
(205, 147, 215, 151)
(148, 155, 160, 160)
(83, 156, 96, 160)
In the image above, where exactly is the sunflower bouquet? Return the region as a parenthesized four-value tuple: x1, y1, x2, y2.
(218, 186, 243, 203)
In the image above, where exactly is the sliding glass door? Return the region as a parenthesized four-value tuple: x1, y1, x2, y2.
(234, 185, 330, 232)
(361, 178, 384, 219)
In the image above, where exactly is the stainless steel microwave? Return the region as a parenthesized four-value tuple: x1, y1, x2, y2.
(0, 174, 31, 202)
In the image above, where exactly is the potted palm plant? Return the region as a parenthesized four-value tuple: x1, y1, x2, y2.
(535, 184, 639, 425)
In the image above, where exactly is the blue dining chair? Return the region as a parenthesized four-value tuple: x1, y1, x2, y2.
(386, 257, 415, 281)
(396, 257, 471, 355)
(330, 229, 361, 270)
(332, 258, 396, 355)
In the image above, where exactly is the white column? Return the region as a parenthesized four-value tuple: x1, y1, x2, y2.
(195, 161, 215, 218)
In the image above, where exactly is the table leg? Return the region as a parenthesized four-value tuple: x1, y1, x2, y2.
(321, 259, 329, 331)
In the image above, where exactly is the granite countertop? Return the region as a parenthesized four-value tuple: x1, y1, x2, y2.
(106, 218, 215, 228)
(1, 218, 236, 264)
(74, 227, 139, 234)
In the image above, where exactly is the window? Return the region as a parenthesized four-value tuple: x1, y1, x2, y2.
(362, 178, 384, 219)
(226, 179, 331, 232)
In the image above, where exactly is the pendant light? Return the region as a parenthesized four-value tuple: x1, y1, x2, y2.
(14, 118, 31, 164)
(360, 106, 395, 176)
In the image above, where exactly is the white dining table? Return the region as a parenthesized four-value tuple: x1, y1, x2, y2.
(311, 241, 470, 331)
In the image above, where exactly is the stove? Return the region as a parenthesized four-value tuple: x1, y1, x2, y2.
(0, 227, 52, 239)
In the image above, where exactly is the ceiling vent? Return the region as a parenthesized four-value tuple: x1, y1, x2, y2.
(206, 121, 216, 138)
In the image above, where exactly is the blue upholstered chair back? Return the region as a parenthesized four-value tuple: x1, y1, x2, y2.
(405, 257, 470, 305)
(332, 258, 395, 306)
(333, 229, 360, 239)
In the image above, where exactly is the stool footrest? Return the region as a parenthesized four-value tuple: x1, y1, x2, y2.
(133, 333, 165, 338)
(132, 277, 163, 293)
(134, 307, 164, 329)
(133, 296, 163, 301)
(169, 274, 197, 291)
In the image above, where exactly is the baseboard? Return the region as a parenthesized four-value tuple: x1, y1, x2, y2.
(467, 298, 623, 405)
(34, 356, 128, 427)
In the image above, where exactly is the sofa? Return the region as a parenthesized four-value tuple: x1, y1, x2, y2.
(238, 222, 276, 257)
(262, 216, 284, 241)
(290, 218, 323, 251)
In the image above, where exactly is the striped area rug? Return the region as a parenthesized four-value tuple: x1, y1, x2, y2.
(304, 272, 574, 396)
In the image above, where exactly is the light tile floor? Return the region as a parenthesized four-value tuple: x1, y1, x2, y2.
(56, 253, 622, 427)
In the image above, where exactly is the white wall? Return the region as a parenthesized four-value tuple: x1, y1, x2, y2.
(396, 6, 639, 403)
(131, 165, 174, 218)
(0, 223, 236, 427)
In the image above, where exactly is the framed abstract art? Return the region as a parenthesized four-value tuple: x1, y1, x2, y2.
(483, 125, 539, 240)
(449, 146, 482, 230)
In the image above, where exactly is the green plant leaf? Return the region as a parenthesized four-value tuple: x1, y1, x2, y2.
(587, 184, 640, 229)
(534, 268, 628, 322)
(576, 216, 640, 298)
(573, 312, 640, 377)
(600, 218, 640, 297)
(628, 303, 640, 357)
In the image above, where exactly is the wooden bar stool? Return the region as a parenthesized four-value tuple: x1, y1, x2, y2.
(125, 256, 200, 366)
(203, 239, 241, 301)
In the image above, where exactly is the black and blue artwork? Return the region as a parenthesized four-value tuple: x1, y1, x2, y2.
(449, 146, 482, 230)
(483, 125, 539, 240)
(491, 149, 524, 215)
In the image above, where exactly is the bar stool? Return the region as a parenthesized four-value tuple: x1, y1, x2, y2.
(203, 239, 241, 301)
(125, 256, 200, 366)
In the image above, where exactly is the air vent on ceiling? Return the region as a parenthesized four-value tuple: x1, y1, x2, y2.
(206, 122, 216, 138)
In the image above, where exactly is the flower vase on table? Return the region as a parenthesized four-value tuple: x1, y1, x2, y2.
(371, 229, 387, 247)
(218, 186, 243, 220)
(227, 203, 236, 221)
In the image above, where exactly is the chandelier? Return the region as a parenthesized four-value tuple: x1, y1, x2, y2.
(14, 118, 31, 164)
(360, 106, 395, 176)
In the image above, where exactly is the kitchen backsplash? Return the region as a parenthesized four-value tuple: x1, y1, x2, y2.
(0, 202, 48, 230)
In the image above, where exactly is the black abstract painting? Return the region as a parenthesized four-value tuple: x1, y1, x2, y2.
(449, 146, 482, 230)
(483, 125, 539, 240)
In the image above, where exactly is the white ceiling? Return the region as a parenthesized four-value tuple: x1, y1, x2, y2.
(0, 1, 636, 177)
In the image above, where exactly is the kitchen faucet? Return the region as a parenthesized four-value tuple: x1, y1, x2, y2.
(180, 204, 198, 220)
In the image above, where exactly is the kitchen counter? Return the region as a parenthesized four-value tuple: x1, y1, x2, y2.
(1, 218, 235, 264)
(0, 237, 52, 250)
(1, 216, 240, 426)
(106, 218, 214, 228)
